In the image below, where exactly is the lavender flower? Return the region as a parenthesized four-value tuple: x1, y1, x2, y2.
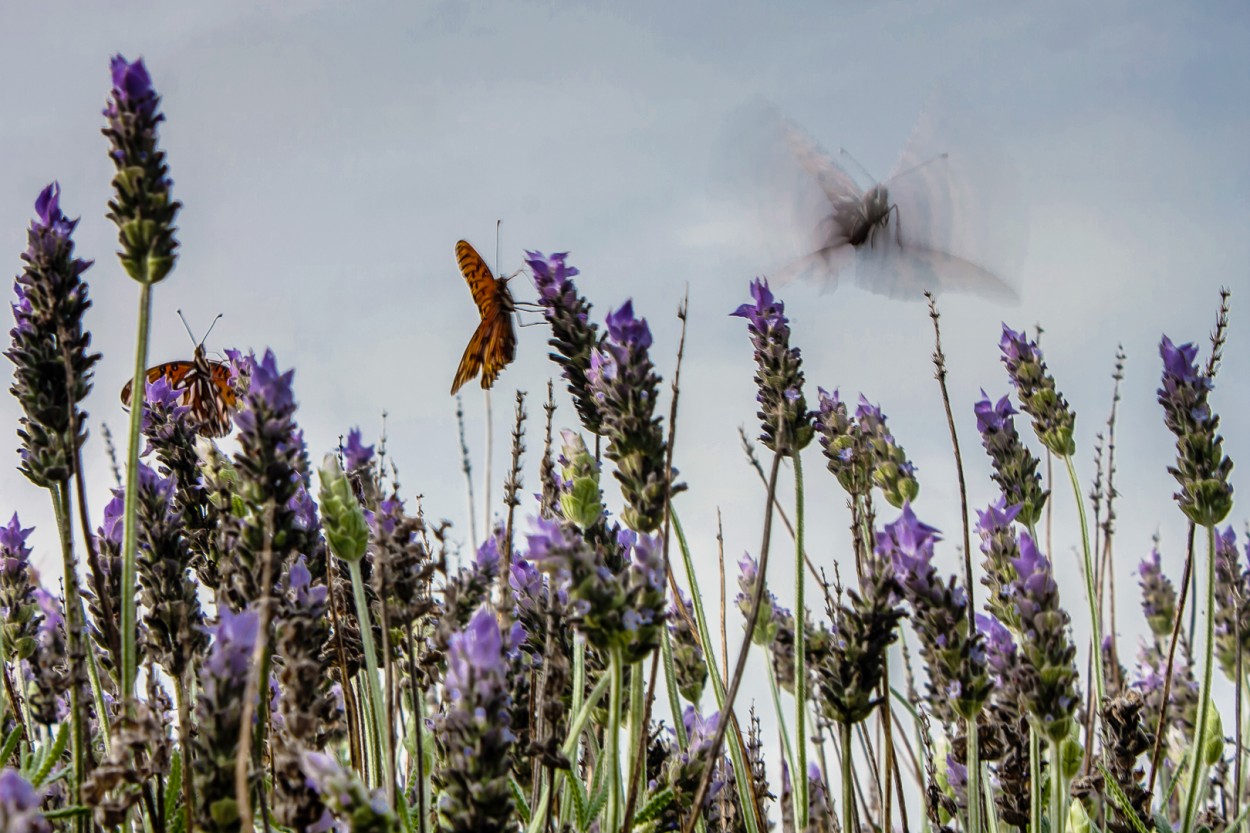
(670, 591, 708, 704)
(882, 504, 989, 722)
(102, 55, 180, 284)
(194, 607, 261, 833)
(25, 586, 71, 726)
(736, 553, 781, 647)
(1157, 335, 1233, 526)
(1011, 533, 1080, 742)
(809, 552, 903, 726)
(0, 514, 39, 663)
(976, 499, 1024, 632)
(0, 770, 49, 833)
(272, 557, 343, 830)
(588, 300, 674, 533)
(652, 707, 727, 829)
(815, 387, 873, 498)
(973, 390, 1048, 527)
(731, 278, 814, 456)
(133, 462, 206, 680)
(557, 430, 604, 530)
(7, 183, 99, 488)
(433, 605, 517, 833)
(222, 350, 310, 610)
(999, 325, 1076, 457)
(855, 395, 919, 508)
(1213, 526, 1250, 681)
(527, 517, 666, 662)
(343, 427, 374, 472)
(301, 751, 397, 833)
(1137, 547, 1178, 641)
(527, 250, 602, 433)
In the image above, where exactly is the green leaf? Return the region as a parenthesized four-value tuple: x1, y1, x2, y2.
(569, 775, 589, 830)
(634, 787, 674, 826)
(510, 776, 532, 826)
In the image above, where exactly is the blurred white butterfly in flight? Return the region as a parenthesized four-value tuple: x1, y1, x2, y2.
(732, 96, 1029, 302)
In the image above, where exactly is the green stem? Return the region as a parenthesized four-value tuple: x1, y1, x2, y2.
(348, 559, 391, 791)
(967, 714, 980, 833)
(841, 720, 854, 833)
(1030, 728, 1041, 833)
(793, 452, 808, 830)
(1049, 739, 1066, 833)
(671, 510, 762, 833)
(50, 484, 84, 815)
(661, 628, 688, 748)
(120, 280, 152, 703)
(767, 666, 796, 779)
(527, 670, 612, 833)
(1064, 455, 1104, 703)
(627, 659, 645, 805)
(606, 646, 625, 833)
(1181, 525, 1217, 833)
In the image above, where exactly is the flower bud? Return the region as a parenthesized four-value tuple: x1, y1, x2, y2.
(318, 454, 368, 563)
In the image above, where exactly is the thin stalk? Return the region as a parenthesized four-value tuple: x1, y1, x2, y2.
(175, 675, 196, 833)
(683, 452, 783, 833)
(767, 666, 796, 777)
(1064, 455, 1105, 703)
(793, 451, 809, 830)
(349, 558, 391, 792)
(405, 625, 428, 833)
(50, 484, 84, 812)
(606, 646, 625, 833)
(1181, 525, 1218, 833)
(482, 388, 493, 543)
(119, 280, 153, 703)
(1030, 729, 1041, 833)
(455, 395, 479, 554)
(527, 671, 611, 833)
(1050, 739, 1066, 833)
(235, 504, 277, 833)
(1148, 522, 1196, 798)
(967, 717, 980, 833)
(622, 651, 662, 831)
(841, 720, 854, 833)
(670, 511, 762, 833)
(661, 628, 688, 748)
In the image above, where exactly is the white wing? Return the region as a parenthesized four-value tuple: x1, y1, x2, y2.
(859, 93, 1029, 302)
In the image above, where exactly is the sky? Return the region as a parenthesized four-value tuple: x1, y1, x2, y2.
(2, 0, 1249, 787)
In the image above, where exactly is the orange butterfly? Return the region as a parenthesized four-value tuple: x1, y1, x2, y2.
(451, 239, 517, 395)
(120, 344, 240, 438)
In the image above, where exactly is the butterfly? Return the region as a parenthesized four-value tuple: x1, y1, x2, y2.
(120, 343, 239, 438)
(450, 239, 517, 395)
(726, 97, 1028, 302)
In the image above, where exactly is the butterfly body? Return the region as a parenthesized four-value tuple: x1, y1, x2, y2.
(451, 239, 517, 395)
(120, 344, 239, 438)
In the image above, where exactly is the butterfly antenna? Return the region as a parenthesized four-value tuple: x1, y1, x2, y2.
(177, 309, 197, 345)
(887, 152, 950, 185)
(495, 219, 502, 280)
(839, 148, 877, 184)
(201, 313, 224, 347)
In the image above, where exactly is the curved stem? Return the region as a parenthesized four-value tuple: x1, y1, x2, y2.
(966, 716, 980, 833)
(606, 646, 625, 833)
(349, 558, 391, 791)
(50, 484, 84, 811)
(120, 280, 153, 702)
(1181, 525, 1217, 833)
(841, 720, 854, 833)
(1064, 455, 1104, 703)
(1050, 739, 1066, 833)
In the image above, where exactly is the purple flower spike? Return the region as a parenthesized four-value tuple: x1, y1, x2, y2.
(0, 768, 49, 833)
(109, 55, 154, 104)
(343, 428, 374, 471)
(999, 323, 1076, 458)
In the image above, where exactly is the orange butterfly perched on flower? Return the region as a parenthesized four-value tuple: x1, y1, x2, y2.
(450, 239, 518, 395)
(120, 317, 241, 438)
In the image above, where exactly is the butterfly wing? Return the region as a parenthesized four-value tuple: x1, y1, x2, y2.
(451, 240, 517, 394)
(119, 351, 239, 438)
(871, 94, 1028, 301)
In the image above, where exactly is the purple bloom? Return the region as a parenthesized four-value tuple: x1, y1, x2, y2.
(32, 588, 63, 636)
(109, 54, 154, 104)
(33, 183, 75, 240)
(0, 514, 34, 567)
(527, 250, 581, 305)
(250, 349, 296, 414)
(999, 323, 1076, 458)
(730, 277, 785, 333)
(876, 502, 941, 573)
(99, 492, 125, 548)
(605, 300, 652, 350)
(974, 389, 1016, 434)
(527, 249, 601, 432)
(204, 607, 260, 684)
(976, 614, 1017, 681)
(446, 606, 507, 694)
(343, 428, 374, 471)
(1160, 336, 1203, 386)
(0, 769, 48, 833)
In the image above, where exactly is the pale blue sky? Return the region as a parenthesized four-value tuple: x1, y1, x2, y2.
(2, 0, 1248, 754)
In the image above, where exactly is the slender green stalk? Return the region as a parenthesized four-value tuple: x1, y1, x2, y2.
(606, 646, 625, 833)
(526, 670, 612, 833)
(1181, 525, 1218, 833)
(174, 676, 196, 832)
(50, 484, 84, 813)
(671, 510, 762, 833)
(1049, 739, 1066, 833)
(1030, 729, 1041, 833)
(793, 451, 808, 830)
(767, 666, 796, 779)
(661, 628, 688, 748)
(119, 281, 153, 704)
(841, 720, 854, 833)
(626, 659, 646, 805)
(967, 717, 980, 833)
(1064, 455, 1104, 703)
(348, 558, 391, 792)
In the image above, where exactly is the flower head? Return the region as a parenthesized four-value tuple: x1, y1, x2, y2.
(526, 249, 601, 432)
(974, 389, 1048, 526)
(343, 427, 374, 471)
(732, 278, 814, 456)
(999, 324, 1076, 457)
(0, 769, 49, 833)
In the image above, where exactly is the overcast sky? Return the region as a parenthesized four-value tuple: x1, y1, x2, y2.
(2, 0, 1249, 762)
